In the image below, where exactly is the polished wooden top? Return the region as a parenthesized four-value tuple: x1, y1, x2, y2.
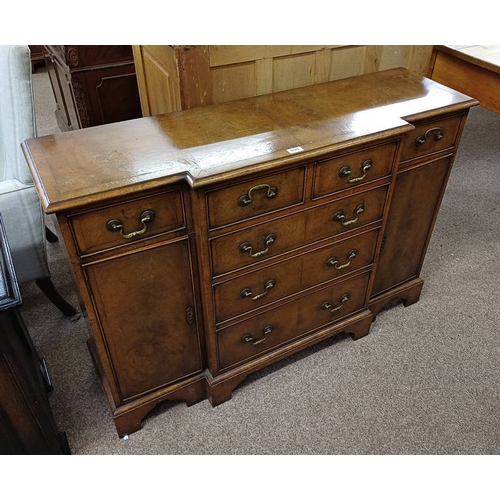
(23, 68, 477, 214)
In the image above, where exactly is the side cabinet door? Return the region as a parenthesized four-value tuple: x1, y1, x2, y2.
(85, 238, 202, 402)
(371, 156, 452, 297)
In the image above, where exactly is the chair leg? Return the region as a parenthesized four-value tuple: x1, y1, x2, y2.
(35, 277, 77, 317)
(45, 225, 59, 243)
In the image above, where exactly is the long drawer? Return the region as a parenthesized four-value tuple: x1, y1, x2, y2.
(217, 270, 371, 370)
(210, 185, 388, 276)
(213, 228, 379, 324)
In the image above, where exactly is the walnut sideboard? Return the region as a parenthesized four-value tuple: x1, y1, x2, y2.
(22, 68, 477, 437)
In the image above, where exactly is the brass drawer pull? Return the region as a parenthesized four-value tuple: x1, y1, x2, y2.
(415, 127, 444, 147)
(242, 325, 273, 345)
(322, 294, 350, 314)
(326, 249, 357, 270)
(238, 184, 278, 207)
(239, 233, 277, 258)
(333, 204, 364, 226)
(338, 159, 372, 183)
(106, 210, 155, 239)
(240, 279, 276, 301)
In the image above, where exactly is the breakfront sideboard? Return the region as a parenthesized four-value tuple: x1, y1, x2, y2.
(22, 68, 477, 437)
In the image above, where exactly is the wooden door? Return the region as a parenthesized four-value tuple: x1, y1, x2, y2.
(371, 157, 453, 296)
(84, 237, 202, 402)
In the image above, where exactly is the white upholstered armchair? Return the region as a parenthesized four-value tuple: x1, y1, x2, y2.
(0, 44, 75, 316)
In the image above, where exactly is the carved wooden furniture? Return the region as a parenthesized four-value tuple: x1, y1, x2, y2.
(44, 45, 142, 131)
(133, 45, 434, 116)
(428, 45, 500, 114)
(22, 68, 477, 437)
(0, 215, 70, 454)
(28, 45, 45, 72)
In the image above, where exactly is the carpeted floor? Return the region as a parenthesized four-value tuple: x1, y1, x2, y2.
(20, 65, 500, 455)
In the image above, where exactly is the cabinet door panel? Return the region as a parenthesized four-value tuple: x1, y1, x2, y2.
(85, 239, 202, 401)
(371, 157, 452, 296)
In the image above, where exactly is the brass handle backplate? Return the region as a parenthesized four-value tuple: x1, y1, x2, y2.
(239, 233, 277, 258)
(338, 159, 372, 183)
(415, 127, 444, 147)
(333, 204, 364, 226)
(322, 294, 350, 314)
(242, 325, 273, 345)
(106, 210, 155, 239)
(326, 249, 358, 270)
(238, 184, 278, 207)
(240, 279, 276, 301)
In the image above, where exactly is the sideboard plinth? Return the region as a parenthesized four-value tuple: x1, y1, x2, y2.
(206, 310, 373, 407)
(369, 278, 425, 320)
(87, 338, 207, 437)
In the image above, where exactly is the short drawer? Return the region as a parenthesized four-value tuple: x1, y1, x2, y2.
(217, 271, 370, 370)
(70, 189, 185, 254)
(213, 228, 379, 323)
(210, 185, 388, 276)
(206, 167, 305, 229)
(400, 114, 462, 162)
(313, 142, 397, 198)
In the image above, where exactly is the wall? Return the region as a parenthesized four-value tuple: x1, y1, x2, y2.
(133, 45, 434, 116)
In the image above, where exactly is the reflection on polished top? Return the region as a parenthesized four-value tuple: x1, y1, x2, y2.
(22, 68, 476, 214)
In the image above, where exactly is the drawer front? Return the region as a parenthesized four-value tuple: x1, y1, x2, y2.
(400, 114, 462, 162)
(207, 167, 306, 229)
(214, 228, 379, 323)
(210, 185, 388, 275)
(70, 190, 185, 254)
(313, 142, 397, 198)
(217, 271, 370, 370)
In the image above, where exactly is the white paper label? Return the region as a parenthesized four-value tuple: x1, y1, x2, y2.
(287, 146, 304, 154)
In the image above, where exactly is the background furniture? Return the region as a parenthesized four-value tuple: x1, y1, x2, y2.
(428, 45, 500, 114)
(0, 214, 70, 454)
(0, 45, 75, 317)
(23, 68, 476, 437)
(133, 45, 434, 116)
(44, 45, 142, 131)
(28, 45, 45, 73)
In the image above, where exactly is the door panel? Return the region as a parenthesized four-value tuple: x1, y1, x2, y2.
(372, 157, 452, 296)
(85, 238, 202, 401)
